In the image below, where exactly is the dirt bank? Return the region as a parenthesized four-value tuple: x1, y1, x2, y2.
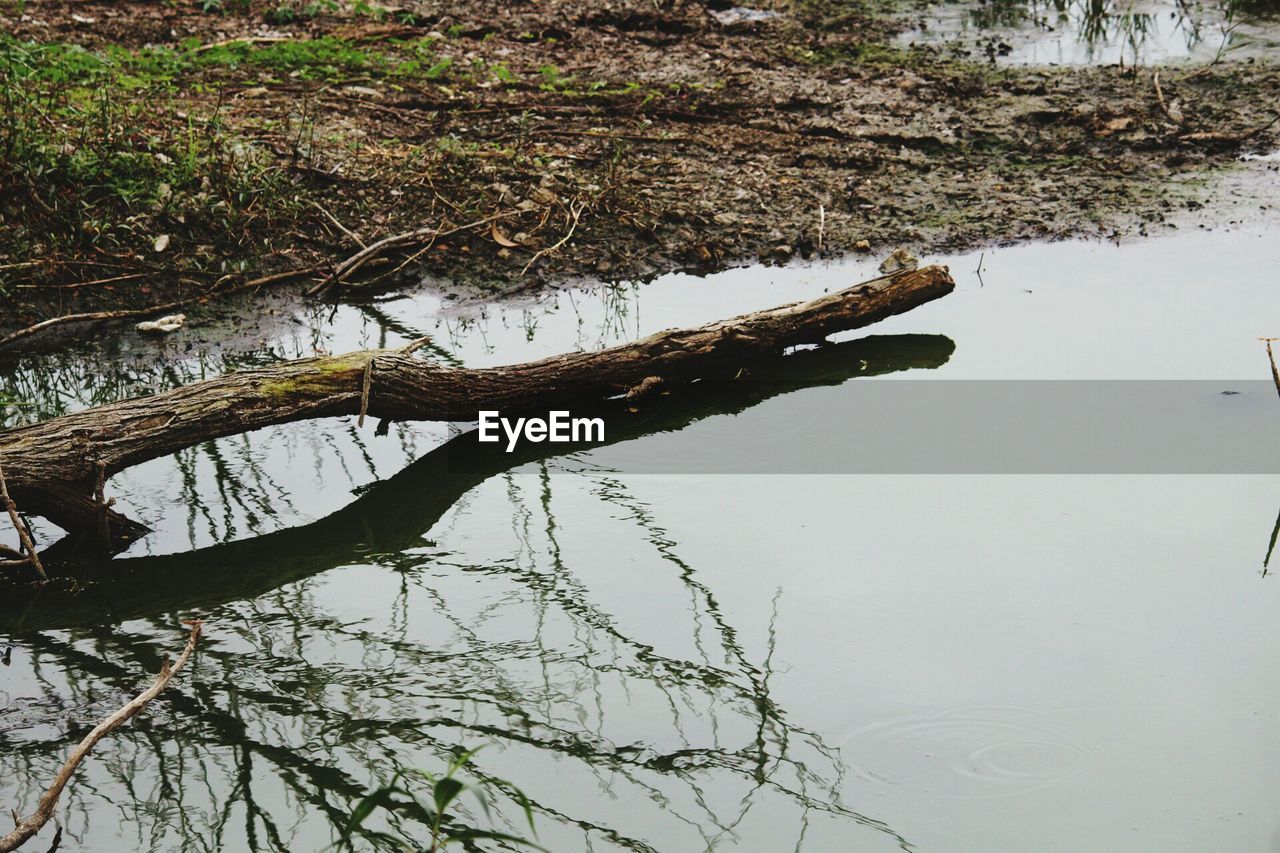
(2, 0, 1277, 329)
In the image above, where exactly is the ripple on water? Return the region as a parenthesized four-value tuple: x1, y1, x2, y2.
(842, 704, 1095, 800)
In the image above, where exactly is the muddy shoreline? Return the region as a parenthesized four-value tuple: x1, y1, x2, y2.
(2, 0, 1278, 331)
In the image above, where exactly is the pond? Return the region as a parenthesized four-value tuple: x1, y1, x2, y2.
(897, 0, 1280, 65)
(1, 224, 1278, 851)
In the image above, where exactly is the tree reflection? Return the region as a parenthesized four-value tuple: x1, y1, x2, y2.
(0, 335, 952, 851)
(964, 0, 1272, 63)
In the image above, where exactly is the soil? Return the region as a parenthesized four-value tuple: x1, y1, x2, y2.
(2, 0, 1278, 333)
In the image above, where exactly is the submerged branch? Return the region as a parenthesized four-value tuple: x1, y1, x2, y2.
(0, 622, 203, 853)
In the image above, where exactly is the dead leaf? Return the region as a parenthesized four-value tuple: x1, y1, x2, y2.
(490, 221, 521, 248)
(1098, 116, 1135, 136)
(529, 187, 558, 205)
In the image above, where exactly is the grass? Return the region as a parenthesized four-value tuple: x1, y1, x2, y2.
(0, 35, 310, 281)
(0, 27, 671, 298)
(340, 747, 543, 852)
(0, 31, 486, 288)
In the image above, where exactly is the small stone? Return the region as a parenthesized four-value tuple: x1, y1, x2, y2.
(854, 239, 871, 252)
(879, 247, 919, 273)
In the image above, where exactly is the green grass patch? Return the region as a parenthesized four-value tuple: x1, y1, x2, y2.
(0, 35, 300, 273)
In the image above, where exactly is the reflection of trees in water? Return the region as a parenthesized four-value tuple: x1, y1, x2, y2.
(0, 334, 952, 850)
(142, 420, 421, 552)
(0, 463, 910, 851)
(0, 343, 298, 428)
(966, 0, 1270, 60)
(0, 343, 434, 551)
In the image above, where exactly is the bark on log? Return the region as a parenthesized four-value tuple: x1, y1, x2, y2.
(0, 265, 954, 545)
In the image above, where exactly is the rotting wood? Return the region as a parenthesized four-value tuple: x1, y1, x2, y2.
(0, 265, 954, 545)
(0, 622, 203, 853)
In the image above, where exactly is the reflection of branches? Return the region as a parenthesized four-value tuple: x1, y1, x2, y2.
(965, 0, 1262, 63)
(350, 302, 462, 367)
(1, 623, 201, 853)
(1, 334, 952, 851)
(0, 342, 304, 429)
(579, 476, 904, 848)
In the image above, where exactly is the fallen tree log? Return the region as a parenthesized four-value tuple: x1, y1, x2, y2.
(0, 334, 955, 627)
(0, 265, 954, 551)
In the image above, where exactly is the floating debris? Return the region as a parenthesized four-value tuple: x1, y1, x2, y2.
(136, 314, 186, 334)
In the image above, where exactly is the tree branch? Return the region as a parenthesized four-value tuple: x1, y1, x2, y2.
(0, 622, 204, 853)
(0, 266, 954, 542)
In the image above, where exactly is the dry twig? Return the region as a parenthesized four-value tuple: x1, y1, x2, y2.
(358, 357, 375, 428)
(307, 210, 523, 297)
(1152, 71, 1181, 124)
(194, 36, 288, 52)
(522, 201, 585, 277)
(0, 462, 45, 583)
(1262, 338, 1280, 400)
(0, 622, 203, 853)
(1180, 113, 1280, 145)
(310, 201, 367, 249)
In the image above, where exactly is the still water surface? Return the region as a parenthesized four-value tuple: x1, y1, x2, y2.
(898, 0, 1280, 65)
(1, 228, 1278, 851)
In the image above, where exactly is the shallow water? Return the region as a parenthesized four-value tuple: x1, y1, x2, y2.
(1, 226, 1278, 852)
(897, 0, 1280, 65)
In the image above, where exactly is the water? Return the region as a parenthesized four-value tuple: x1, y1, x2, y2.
(897, 0, 1280, 65)
(1, 226, 1278, 851)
